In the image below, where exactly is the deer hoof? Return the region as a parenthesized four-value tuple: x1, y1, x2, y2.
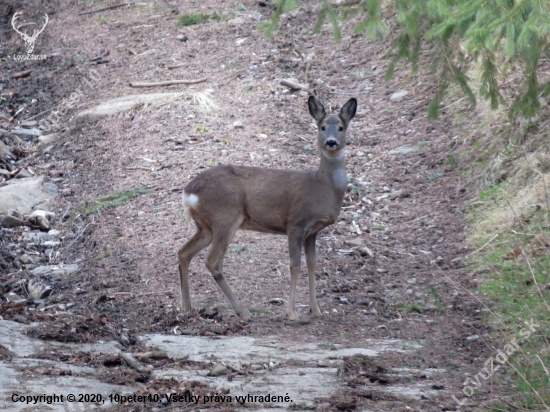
(311, 307, 322, 318)
(239, 310, 252, 321)
(287, 311, 299, 321)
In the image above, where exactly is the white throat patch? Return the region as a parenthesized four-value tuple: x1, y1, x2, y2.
(332, 168, 347, 191)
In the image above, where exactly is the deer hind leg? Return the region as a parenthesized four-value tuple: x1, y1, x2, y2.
(304, 233, 322, 317)
(178, 224, 213, 310)
(205, 215, 251, 320)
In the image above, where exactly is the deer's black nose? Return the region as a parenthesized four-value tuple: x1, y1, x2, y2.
(325, 139, 338, 148)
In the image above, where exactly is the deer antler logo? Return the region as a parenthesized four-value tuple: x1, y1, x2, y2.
(11, 11, 49, 55)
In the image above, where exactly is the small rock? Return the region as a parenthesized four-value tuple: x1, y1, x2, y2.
(19, 254, 38, 264)
(233, 121, 244, 129)
(29, 215, 50, 230)
(48, 229, 60, 237)
(258, 133, 267, 139)
(388, 145, 415, 156)
(119, 332, 130, 346)
(23, 231, 54, 243)
(0, 140, 15, 160)
(7, 209, 22, 219)
(15, 169, 33, 179)
(389, 89, 409, 101)
(11, 128, 42, 140)
(199, 306, 221, 320)
(6, 292, 26, 303)
(176, 34, 188, 42)
(359, 246, 374, 258)
(344, 238, 363, 246)
(38, 133, 59, 145)
(27, 279, 52, 299)
(250, 364, 263, 371)
(217, 386, 230, 395)
(30, 210, 55, 221)
(0, 214, 25, 228)
(61, 188, 73, 196)
(31, 264, 79, 277)
(389, 189, 409, 200)
(35, 163, 53, 170)
(43, 241, 60, 247)
(228, 17, 245, 25)
(20, 120, 38, 128)
(379, 205, 390, 214)
(338, 296, 349, 304)
(209, 364, 231, 377)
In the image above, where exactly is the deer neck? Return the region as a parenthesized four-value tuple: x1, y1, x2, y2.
(317, 149, 347, 193)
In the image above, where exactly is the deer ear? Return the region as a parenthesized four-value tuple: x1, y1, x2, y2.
(308, 96, 325, 122)
(340, 98, 357, 125)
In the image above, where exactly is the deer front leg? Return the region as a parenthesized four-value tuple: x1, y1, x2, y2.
(287, 230, 305, 320)
(304, 233, 322, 317)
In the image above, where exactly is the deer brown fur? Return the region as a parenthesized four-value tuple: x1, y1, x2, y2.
(178, 96, 357, 320)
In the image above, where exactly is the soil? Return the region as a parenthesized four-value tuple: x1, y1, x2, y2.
(1, 0, 504, 411)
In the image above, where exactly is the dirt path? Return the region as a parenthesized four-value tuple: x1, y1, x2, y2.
(1, 1, 495, 411)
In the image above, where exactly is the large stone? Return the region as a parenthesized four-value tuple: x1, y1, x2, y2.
(0, 215, 25, 228)
(11, 128, 42, 140)
(0, 177, 58, 215)
(22, 231, 54, 243)
(31, 264, 79, 278)
(74, 93, 185, 124)
(0, 139, 14, 160)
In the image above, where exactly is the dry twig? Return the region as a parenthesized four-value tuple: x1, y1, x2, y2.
(119, 352, 150, 373)
(129, 78, 207, 87)
(11, 70, 32, 79)
(78, 2, 135, 15)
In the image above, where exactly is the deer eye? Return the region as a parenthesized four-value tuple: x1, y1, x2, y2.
(321, 126, 326, 131)
(339, 127, 344, 132)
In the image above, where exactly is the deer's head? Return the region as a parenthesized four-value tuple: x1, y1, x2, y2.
(308, 96, 357, 159)
(11, 11, 49, 55)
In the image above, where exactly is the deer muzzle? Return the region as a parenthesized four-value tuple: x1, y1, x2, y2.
(325, 139, 339, 149)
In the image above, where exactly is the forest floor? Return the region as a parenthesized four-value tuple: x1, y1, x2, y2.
(0, 1, 501, 411)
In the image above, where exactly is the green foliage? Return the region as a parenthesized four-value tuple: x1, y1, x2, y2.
(83, 188, 153, 215)
(259, 0, 550, 119)
(177, 12, 222, 26)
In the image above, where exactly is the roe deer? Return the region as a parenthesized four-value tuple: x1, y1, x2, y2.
(178, 96, 357, 320)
